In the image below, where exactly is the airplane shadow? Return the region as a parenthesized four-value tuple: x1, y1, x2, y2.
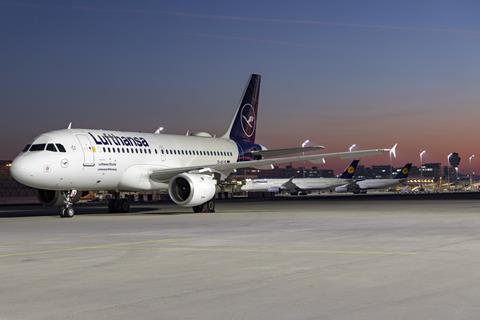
(0, 204, 195, 218)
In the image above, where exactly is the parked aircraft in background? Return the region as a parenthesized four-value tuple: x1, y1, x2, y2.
(241, 160, 360, 194)
(335, 163, 412, 194)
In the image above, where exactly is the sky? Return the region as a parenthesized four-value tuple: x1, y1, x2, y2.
(1, 0, 480, 172)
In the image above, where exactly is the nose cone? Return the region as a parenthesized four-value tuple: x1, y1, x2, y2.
(10, 156, 35, 187)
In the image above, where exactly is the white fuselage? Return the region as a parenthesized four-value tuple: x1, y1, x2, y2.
(356, 178, 405, 190)
(242, 177, 352, 193)
(11, 129, 238, 192)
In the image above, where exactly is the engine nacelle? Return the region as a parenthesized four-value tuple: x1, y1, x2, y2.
(37, 189, 64, 207)
(334, 185, 348, 193)
(334, 183, 360, 193)
(37, 189, 85, 207)
(168, 173, 216, 207)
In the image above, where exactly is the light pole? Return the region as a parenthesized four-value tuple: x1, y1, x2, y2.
(469, 154, 475, 186)
(349, 144, 356, 152)
(301, 139, 310, 178)
(447, 153, 453, 188)
(419, 150, 426, 180)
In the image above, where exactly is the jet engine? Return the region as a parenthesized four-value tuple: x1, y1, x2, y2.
(334, 183, 361, 194)
(37, 189, 84, 207)
(168, 173, 216, 207)
(334, 185, 348, 193)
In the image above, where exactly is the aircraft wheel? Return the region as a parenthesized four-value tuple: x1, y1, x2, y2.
(206, 200, 215, 213)
(61, 207, 75, 218)
(192, 200, 215, 213)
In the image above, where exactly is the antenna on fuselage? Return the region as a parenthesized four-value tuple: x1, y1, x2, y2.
(67, 122, 72, 129)
(154, 127, 164, 134)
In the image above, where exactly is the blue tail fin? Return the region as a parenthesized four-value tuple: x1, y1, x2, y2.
(339, 160, 360, 179)
(223, 74, 261, 144)
(394, 163, 412, 179)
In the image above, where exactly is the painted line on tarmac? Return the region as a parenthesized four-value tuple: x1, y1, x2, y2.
(150, 246, 417, 256)
(0, 238, 186, 258)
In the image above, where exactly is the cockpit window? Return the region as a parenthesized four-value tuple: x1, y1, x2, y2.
(22, 144, 31, 152)
(56, 144, 66, 152)
(46, 144, 57, 152)
(29, 144, 46, 151)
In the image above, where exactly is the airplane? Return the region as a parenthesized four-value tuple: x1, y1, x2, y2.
(335, 163, 412, 194)
(10, 74, 395, 218)
(241, 160, 360, 194)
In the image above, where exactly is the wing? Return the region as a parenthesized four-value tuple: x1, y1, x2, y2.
(250, 145, 325, 158)
(150, 146, 394, 182)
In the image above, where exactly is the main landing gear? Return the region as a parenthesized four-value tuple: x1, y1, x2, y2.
(108, 194, 130, 213)
(192, 200, 215, 213)
(60, 190, 77, 218)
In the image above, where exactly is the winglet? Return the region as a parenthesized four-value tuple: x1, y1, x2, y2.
(67, 122, 72, 129)
(389, 143, 398, 159)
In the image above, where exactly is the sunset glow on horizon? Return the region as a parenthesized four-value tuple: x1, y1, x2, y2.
(1, 1, 480, 173)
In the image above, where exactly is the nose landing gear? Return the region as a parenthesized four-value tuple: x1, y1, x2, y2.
(60, 190, 77, 218)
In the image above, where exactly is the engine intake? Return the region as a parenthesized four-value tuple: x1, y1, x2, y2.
(168, 173, 216, 207)
(37, 189, 64, 207)
(37, 189, 84, 207)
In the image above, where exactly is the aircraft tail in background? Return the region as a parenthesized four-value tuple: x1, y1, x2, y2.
(339, 160, 360, 179)
(394, 163, 412, 179)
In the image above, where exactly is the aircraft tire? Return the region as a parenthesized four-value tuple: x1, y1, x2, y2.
(61, 207, 75, 218)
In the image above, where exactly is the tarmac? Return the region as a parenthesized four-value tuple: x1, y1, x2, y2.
(1, 198, 480, 319)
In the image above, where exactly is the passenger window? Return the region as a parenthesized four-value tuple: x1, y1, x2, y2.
(103, 147, 106, 152)
(108, 147, 111, 152)
(122, 148, 125, 153)
(29, 144, 46, 151)
(161, 149, 164, 154)
(148, 149, 151, 154)
(46, 144, 57, 152)
(22, 144, 31, 152)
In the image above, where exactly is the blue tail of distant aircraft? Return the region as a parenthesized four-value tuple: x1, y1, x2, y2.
(339, 160, 360, 179)
(394, 163, 412, 179)
(224, 74, 261, 145)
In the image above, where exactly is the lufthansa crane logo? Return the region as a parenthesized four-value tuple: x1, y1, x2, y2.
(240, 103, 256, 137)
(402, 167, 409, 175)
(347, 166, 355, 174)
